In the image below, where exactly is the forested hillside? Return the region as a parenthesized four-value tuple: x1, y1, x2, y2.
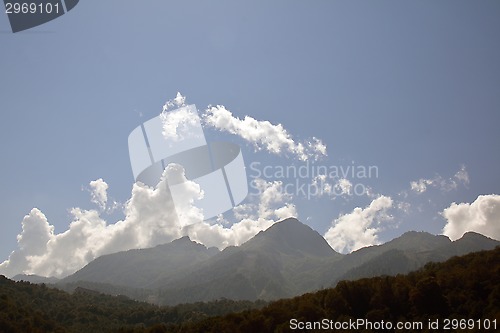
(1, 247, 498, 332)
(0, 278, 265, 333)
(169, 247, 500, 333)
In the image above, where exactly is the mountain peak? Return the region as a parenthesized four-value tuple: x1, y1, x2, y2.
(449, 231, 499, 254)
(387, 231, 451, 251)
(173, 235, 191, 242)
(459, 231, 494, 241)
(243, 218, 339, 257)
(170, 235, 195, 245)
(62, 235, 219, 288)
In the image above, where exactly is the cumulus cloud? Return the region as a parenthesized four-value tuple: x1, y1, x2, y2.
(188, 178, 297, 249)
(442, 194, 500, 241)
(0, 165, 200, 278)
(160, 105, 202, 142)
(0, 94, 311, 278)
(0, 209, 53, 277)
(89, 178, 108, 210)
(410, 165, 469, 194)
(0, 171, 295, 278)
(203, 105, 327, 161)
(324, 196, 393, 253)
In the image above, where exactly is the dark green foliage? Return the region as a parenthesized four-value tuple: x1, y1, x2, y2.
(169, 247, 500, 332)
(0, 275, 265, 333)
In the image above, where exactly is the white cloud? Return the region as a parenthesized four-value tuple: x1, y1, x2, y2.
(309, 137, 327, 156)
(396, 201, 411, 214)
(311, 175, 356, 199)
(203, 105, 327, 161)
(335, 178, 353, 196)
(410, 178, 434, 193)
(160, 105, 202, 142)
(442, 194, 500, 241)
(188, 179, 298, 249)
(162, 92, 186, 112)
(324, 196, 393, 253)
(89, 178, 108, 210)
(0, 95, 318, 278)
(0, 172, 295, 278)
(0, 165, 200, 278)
(410, 165, 470, 194)
(0, 208, 53, 278)
(253, 178, 297, 219)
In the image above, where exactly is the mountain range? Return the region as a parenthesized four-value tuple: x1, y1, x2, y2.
(14, 218, 499, 305)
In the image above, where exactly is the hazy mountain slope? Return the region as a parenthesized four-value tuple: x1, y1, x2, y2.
(337, 231, 499, 283)
(60, 236, 218, 288)
(56, 218, 499, 306)
(346, 231, 451, 267)
(319, 231, 451, 285)
(152, 218, 342, 304)
(13, 274, 60, 284)
(427, 231, 500, 259)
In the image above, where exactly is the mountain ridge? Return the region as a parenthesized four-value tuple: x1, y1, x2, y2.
(47, 218, 499, 305)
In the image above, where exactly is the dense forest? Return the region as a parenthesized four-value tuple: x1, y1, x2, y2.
(171, 247, 500, 333)
(1, 247, 499, 332)
(0, 279, 265, 333)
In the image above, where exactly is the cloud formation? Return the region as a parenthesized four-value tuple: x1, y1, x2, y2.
(311, 175, 360, 199)
(186, 179, 297, 249)
(0, 95, 316, 279)
(410, 165, 469, 193)
(324, 196, 393, 253)
(442, 194, 500, 241)
(203, 105, 327, 161)
(160, 104, 202, 142)
(89, 178, 108, 210)
(162, 92, 186, 112)
(0, 169, 295, 278)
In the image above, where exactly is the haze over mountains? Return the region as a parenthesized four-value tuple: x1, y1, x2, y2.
(14, 218, 499, 305)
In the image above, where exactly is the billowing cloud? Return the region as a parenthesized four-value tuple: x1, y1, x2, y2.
(160, 105, 201, 142)
(0, 94, 311, 278)
(442, 194, 500, 241)
(89, 178, 108, 210)
(0, 165, 200, 278)
(324, 196, 393, 253)
(0, 208, 53, 277)
(0, 171, 295, 278)
(203, 105, 327, 161)
(188, 179, 298, 249)
(410, 165, 469, 193)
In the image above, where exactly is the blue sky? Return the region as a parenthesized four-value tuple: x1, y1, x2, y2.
(0, 1, 499, 277)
